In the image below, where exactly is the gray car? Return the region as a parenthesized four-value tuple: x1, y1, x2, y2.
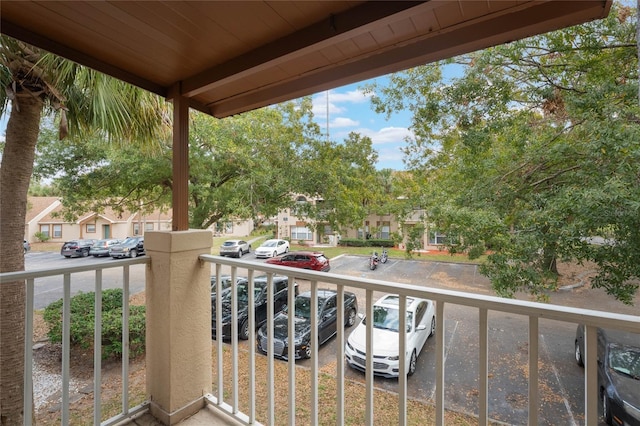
(89, 238, 121, 257)
(219, 239, 251, 258)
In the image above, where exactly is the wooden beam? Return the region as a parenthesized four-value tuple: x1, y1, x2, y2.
(172, 92, 190, 231)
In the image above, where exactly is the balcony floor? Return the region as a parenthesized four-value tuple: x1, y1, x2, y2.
(125, 405, 245, 426)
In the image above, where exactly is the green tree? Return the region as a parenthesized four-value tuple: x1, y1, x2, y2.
(0, 37, 169, 423)
(365, 3, 640, 303)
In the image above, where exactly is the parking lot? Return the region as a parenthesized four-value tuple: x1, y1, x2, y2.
(28, 250, 638, 425)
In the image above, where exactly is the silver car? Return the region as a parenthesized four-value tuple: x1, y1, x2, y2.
(89, 238, 121, 257)
(219, 240, 251, 258)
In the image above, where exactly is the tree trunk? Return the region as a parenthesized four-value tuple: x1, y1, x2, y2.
(0, 94, 43, 425)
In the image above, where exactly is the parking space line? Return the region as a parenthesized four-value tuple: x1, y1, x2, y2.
(540, 334, 578, 426)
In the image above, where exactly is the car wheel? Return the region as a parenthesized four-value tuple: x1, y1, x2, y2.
(429, 317, 436, 337)
(346, 308, 357, 327)
(130, 250, 137, 258)
(304, 344, 312, 359)
(236, 250, 242, 258)
(82, 249, 89, 257)
(272, 251, 277, 257)
(574, 340, 584, 367)
(602, 391, 612, 425)
(239, 320, 249, 340)
(408, 350, 417, 376)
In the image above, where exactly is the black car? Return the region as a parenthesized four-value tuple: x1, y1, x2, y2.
(575, 325, 640, 426)
(60, 239, 97, 258)
(109, 236, 145, 258)
(212, 275, 297, 341)
(210, 274, 246, 304)
(256, 289, 358, 360)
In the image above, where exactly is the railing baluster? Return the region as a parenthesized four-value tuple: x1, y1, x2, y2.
(23, 278, 35, 426)
(435, 300, 445, 426)
(479, 308, 488, 425)
(247, 269, 256, 423)
(311, 280, 319, 426)
(230, 266, 238, 413)
(398, 294, 407, 426)
(528, 317, 539, 425)
(585, 325, 598, 424)
(122, 265, 130, 415)
(336, 284, 345, 426)
(215, 263, 224, 406)
(288, 273, 297, 425)
(365, 289, 374, 426)
(62, 273, 71, 425)
(94, 270, 103, 425)
(267, 273, 275, 425)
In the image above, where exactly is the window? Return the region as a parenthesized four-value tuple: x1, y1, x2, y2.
(86, 223, 96, 233)
(414, 302, 427, 326)
(145, 223, 154, 231)
(428, 230, 448, 245)
(291, 226, 312, 240)
(377, 221, 390, 239)
(39, 225, 50, 238)
(133, 223, 140, 235)
(53, 224, 62, 238)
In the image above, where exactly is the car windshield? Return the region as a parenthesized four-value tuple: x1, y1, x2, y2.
(608, 344, 640, 379)
(292, 296, 324, 319)
(363, 306, 413, 333)
(121, 237, 137, 244)
(223, 283, 263, 304)
(261, 241, 277, 248)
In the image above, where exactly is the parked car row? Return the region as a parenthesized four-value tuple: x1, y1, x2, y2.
(60, 236, 145, 259)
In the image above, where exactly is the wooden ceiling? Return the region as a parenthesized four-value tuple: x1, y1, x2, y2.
(1, 1, 611, 118)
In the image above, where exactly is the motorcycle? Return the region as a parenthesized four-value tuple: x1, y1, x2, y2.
(380, 248, 388, 264)
(369, 251, 379, 270)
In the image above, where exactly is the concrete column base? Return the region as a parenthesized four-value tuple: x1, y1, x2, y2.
(144, 230, 213, 425)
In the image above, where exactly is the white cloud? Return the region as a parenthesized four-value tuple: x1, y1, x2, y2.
(331, 117, 359, 128)
(358, 126, 413, 145)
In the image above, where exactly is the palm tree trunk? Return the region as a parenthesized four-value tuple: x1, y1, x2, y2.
(1, 93, 43, 425)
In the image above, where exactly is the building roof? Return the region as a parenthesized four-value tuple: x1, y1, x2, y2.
(1, 1, 611, 119)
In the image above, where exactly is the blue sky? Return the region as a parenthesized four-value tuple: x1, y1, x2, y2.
(309, 77, 413, 171)
(0, 76, 413, 171)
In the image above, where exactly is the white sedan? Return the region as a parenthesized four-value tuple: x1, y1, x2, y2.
(254, 239, 290, 258)
(345, 294, 435, 377)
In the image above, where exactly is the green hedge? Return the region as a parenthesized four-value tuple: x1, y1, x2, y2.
(338, 238, 394, 248)
(43, 288, 146, 360)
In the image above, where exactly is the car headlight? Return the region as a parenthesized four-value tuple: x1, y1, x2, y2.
(346, 341, 353, 351)
(388, 355, 399, 361)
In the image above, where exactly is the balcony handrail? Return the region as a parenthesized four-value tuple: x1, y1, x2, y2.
(0, 257, 149, 283)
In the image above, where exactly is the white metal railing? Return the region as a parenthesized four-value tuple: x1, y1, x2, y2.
(0, 257, 149, 426)
(201, 255, 640, 426)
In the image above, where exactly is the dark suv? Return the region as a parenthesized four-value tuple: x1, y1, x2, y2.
(212, 275, 298, 340)
(60, 239, 96, 258)
(109, 236, 145, 258)
(574, 325, 640, 425)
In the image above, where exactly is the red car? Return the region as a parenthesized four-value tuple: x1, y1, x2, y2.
(266, 251, 330, 272)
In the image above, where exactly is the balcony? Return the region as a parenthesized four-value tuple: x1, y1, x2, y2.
(3, 230, 639, 425)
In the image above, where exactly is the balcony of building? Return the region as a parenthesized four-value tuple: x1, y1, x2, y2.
(2, 230, 639, 426)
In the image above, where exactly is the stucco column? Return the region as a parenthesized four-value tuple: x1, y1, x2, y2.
(145, 230, 212, 424)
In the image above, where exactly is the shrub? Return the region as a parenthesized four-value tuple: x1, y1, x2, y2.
(43, 288, 146, 359)
(34, 231, 50, 242)
(339, 238, 394, 248)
